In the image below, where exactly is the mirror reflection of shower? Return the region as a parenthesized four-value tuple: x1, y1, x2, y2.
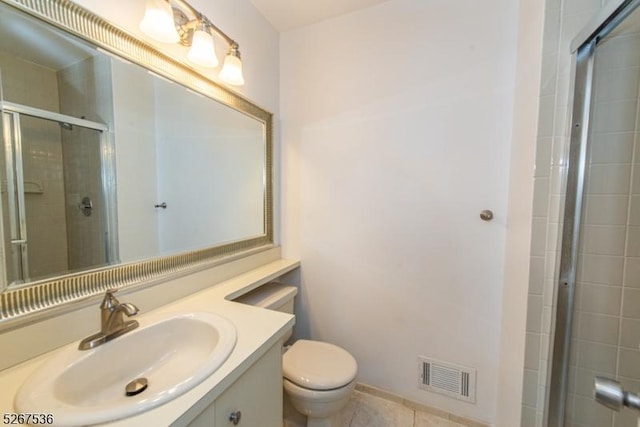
(1, 103, 115, 284)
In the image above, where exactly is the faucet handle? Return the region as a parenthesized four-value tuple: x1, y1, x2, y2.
(100, 288, 120, 309)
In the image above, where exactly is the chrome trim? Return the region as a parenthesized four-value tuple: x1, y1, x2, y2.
(1, 101, 109, 132)
(12, 111, 28, 283)
(98, 117, 119, 266)
(0, 0, 274, 328)
(0, 70, 6, 293)
(1, 112, 25, 282)
(570, 0, 640, 52)
(548, 41, 595, 427)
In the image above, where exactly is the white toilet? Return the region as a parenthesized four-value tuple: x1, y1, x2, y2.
(235, 282, 357, 427)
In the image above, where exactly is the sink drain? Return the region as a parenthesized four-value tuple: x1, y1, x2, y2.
(125, 378, 148, 397)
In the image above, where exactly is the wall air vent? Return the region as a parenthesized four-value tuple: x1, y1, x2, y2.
(418, 356, 476, 403)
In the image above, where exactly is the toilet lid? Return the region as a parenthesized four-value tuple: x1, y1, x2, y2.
(283, 340, 357, 390)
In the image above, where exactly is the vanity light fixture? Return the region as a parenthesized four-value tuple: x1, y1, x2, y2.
(187, 22, 218, 68)
(218, 46, 245, 86)
(139, 0, 180, 43)
(139, 0, 244, 86)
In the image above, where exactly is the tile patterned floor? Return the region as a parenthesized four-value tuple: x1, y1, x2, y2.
(284, 390, 468, 427)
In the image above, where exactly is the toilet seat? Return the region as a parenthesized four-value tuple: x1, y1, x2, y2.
(283, 340, 357, 391)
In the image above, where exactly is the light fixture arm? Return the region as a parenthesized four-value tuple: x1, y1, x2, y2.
(172, 0, 239, 51)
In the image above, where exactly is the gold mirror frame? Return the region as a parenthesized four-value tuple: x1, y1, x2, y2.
(0, 0, 273, 327)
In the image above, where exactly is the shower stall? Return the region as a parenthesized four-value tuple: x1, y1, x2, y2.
(0, 101, 115, 285)
(547, 0, 640, 425)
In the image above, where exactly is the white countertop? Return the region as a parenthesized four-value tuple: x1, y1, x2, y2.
(0, 258, 299, 426)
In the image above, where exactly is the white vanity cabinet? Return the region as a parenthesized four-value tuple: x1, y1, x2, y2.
(187, 342, 283, 427)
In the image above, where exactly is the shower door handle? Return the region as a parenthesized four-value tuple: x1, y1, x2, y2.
(594, 376, 640, 412)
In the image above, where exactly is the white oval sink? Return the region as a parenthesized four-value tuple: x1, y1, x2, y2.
(14, 311, 236, 426)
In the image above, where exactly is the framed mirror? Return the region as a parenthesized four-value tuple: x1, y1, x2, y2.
(0, 0, 273, 325)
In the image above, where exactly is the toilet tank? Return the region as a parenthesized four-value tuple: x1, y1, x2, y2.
(234, 282, 298, 343)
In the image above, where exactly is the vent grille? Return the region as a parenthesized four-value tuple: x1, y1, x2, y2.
(418, 356, 476, 403)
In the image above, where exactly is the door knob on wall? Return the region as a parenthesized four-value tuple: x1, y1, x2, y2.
(479, 210, 494, 221)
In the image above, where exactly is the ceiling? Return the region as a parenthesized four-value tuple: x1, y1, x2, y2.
(249, 0, 391, 32)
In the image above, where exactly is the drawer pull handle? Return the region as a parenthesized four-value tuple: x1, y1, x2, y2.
(229, 410, 242, 425)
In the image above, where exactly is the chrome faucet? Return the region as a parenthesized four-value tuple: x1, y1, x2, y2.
(78, 289, 139, 350)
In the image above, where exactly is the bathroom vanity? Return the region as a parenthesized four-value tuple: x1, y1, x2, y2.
(186, 342, 282, 427)
(0, 255, 299, 426)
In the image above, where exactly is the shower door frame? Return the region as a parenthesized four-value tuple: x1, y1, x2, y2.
(548, 0, 640, 425)
(0, 101, 117, 286)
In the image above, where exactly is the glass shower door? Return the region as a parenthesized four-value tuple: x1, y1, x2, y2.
(552, 3, 640, 426)
(0, 104, 110, 284)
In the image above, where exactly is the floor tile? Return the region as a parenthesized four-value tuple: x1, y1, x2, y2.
(415, 410, 466, 427)
(340, 391, 414, 427)
(284, 388, 469, 427)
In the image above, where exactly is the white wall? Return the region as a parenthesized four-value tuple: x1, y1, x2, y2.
(496, 0, 545, 425)
(154, 79, 265, 252)
(280, 0, 519, 423)
(112, 59, 160, 262)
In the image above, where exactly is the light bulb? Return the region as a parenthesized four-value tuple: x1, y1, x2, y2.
(139, 0, 180, 44)
(219, 49, 245, 86)
(187, 28, 218, 68)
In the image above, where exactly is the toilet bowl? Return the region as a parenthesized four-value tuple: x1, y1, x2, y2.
(234, 283, 358, 427)
(284, 379, 356, 427)
(283, 339, 357, 427)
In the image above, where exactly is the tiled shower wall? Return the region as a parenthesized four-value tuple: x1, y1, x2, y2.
(0, 52, 69, 280)
(57, 56, 114, 270)
(564, 30, 640, 427)
(522, 0, 640, 426)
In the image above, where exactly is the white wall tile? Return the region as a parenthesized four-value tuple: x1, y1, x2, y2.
(589, 132, 634, 164)
(620, 318, 640, 349)
(629, 196, 640, 225)
(522, 369, 539, 407)
(591, 100, 638, 134)
(527, 296, 544, 333)
(533, 178, 551, 216)
(594, 67, 640, 103)
(525, 333, 542, 370)
(622, 288, 640, 318)
(576, 283, 622, 315)
(624, 257, 640, 287)
(571, 395, 614, 426)
(577, 312, 619, 345)
(626, 226, 640, 256)
(578, 254, 624, 285)
(529, 256, 546, 295)
(587, 164, 632, 195)
(584, 195, 628, 225)
(576, 341, 618, 374)
(521, 405, 537, 427)
(618, 349, 640, 378)
(583, 225, 627, 256)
